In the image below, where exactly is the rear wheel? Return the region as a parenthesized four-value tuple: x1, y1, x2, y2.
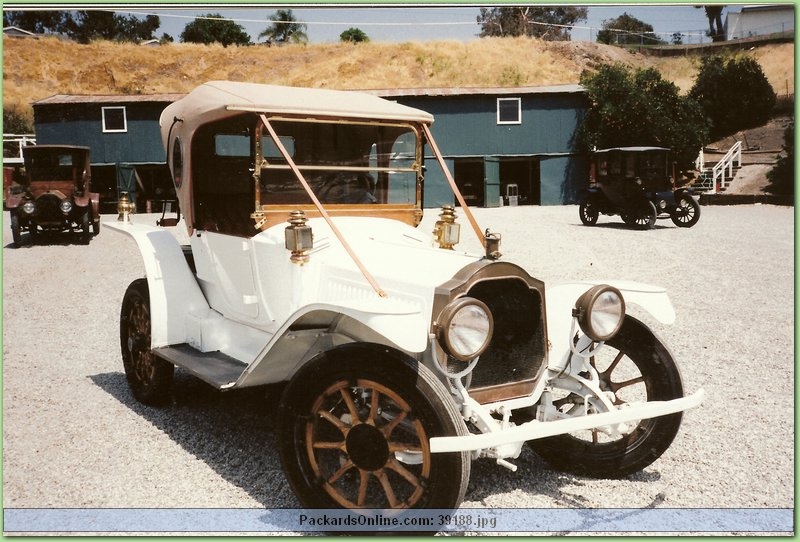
(579, 201, 599, 226)
(529, 316, 684, 478)
(120, 278, 173, 405)
(671, 194, 701, 228)
(278, 344, 470, 513)
(630, 200, 657, 229)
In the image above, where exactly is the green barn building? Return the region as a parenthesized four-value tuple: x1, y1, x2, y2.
(375, 85, 589, 207)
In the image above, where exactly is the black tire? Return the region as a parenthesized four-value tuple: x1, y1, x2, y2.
(10, 210, 22, 247)
(277, 344, 470, 513)
(630, 200, 657, 229)
(671, 194, 701, 228)
(92, 211, 101, 236)
(120, 278, 173, 405)
(579, 201, 599, 226)
(529, 316, 684, 478)
(81, 209, 91, 243)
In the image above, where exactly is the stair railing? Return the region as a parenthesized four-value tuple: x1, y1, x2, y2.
(710, 141, 742, 194)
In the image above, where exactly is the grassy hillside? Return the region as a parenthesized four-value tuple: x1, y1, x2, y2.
(2, 35, 794, 125)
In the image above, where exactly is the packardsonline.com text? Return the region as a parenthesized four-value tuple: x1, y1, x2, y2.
(298, 511, 498, 531)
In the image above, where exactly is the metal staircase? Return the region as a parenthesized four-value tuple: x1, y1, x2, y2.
(693, 141, 742, 193)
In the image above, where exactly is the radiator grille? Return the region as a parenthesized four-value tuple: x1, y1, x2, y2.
(464, 279, 546, 391)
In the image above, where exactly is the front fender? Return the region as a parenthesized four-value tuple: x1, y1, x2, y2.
(5, 195, 24, 209)
(106, 220, 209, 348)
(546, 279, 675, 351)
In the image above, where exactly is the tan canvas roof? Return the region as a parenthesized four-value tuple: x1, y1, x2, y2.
(160, 81, 434, 132)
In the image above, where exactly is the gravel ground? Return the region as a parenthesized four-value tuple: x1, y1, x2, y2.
(2, 204, 794, 535)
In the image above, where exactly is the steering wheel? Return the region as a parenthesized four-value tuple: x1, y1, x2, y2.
(317, 172, 376, 204)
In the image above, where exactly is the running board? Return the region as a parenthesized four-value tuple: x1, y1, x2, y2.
(154, 344, 247, 390)
(430, 389, 705, 453)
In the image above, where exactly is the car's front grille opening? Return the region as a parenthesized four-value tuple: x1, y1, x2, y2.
(465, 279, 546, 391)
(34, 194, 62, 222)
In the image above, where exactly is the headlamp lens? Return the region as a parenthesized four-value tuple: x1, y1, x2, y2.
(575, 285, 625, 342)
(438, 297, 493, 361)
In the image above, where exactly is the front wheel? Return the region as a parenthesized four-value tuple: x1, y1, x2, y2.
(92, 212, 101, 236)
(671, 194, 701, 228)
(579, 201, 599, 226)
(277, 345, 470, 512)
(529, 316, 684, 478)
(120, 278, 173, 405)
(10, 210, 22, 247)
(81, 209, 92, 243)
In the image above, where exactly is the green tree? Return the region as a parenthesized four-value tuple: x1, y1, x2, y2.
(180, 13, 251, 46)
(3, 10, 68, 34)
(62, 11, 160, 43)
(3, 103, 33, 134)
(596, 12, 664, 46)
(766, 121, 793, 196)
(477, 6, 588, 41)
(3, 103, 34, 160)
(688, 55, 776, 139)
(579, 64, 709, 171)
(340, 27, 369, 43)
(259, 9, 308, 44)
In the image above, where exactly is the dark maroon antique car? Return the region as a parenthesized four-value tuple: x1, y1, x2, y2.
(579, 147, 700, 229)
(5, 145, 100, 247)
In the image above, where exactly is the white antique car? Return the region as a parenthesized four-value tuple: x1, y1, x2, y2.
(108, 81, 703, 514)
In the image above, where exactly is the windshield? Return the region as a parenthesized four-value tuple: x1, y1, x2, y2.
(25, 149, 85, 183)
(190, 114, 424, 236)
(256, 118, 420, 206)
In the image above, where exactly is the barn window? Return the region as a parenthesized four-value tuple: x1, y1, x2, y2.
(102, 106, 127, 133)
(497, 98, 521, 125)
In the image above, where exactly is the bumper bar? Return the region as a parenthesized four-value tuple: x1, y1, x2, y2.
(430, 389, 705, 453)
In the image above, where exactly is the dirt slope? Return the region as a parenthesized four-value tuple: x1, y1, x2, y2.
(2, 36, 794, 121)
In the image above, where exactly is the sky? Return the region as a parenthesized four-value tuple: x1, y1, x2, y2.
(108, 4, 749, 45)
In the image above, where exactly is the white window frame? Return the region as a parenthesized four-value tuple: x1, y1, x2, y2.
(496, 97, 522, 125)
(102, 106, 128, 133)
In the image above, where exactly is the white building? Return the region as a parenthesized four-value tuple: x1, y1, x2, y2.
(725, 4, 794, 40)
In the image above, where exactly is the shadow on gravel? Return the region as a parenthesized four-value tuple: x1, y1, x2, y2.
(89, 370, 664, 512)
(572, 222, 673, 231)
(8, 231, 93, 248)
(89, 370, 298, 508)
(464, 450, 662, 508)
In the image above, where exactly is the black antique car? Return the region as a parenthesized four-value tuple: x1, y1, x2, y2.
(5, 145, 100, 247)
(579, 147, 700, 229)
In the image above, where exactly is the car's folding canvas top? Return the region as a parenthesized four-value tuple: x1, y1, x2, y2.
(160, 81, 434, 140)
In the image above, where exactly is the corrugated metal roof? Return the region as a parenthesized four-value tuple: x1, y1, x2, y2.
(33, 93, 185, 106)
(365, 84, 585, 98)
(32, 83, 584, 107)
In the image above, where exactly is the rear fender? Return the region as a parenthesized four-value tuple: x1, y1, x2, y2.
(546, 279, 675, 353)
(106, 220, 209, 348)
